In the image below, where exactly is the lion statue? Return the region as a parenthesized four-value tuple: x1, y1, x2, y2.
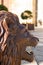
(0, 11, 39, 65)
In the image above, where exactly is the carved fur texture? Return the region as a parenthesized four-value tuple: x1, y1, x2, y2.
(0, 11, 39, 65)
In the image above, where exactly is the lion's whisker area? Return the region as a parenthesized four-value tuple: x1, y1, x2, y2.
(0, 11, 39, 65)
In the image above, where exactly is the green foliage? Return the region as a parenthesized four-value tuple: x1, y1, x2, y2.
(0, 5, 8, 11)
(21, 12, 28, 19)
(21, 10, 33, 20)
(24, 10, 32, 14)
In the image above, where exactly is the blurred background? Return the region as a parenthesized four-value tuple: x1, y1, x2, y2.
(0, 0, 43, 27)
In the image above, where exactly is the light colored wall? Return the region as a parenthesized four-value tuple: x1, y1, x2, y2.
(0, 0, 1, 4)
(9, 0, 32, 24)
(4, 0, 12, 11)
(0, 0, 32, 24)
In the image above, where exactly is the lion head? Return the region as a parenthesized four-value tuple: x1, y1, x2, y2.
(0, 11, 39, 65)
